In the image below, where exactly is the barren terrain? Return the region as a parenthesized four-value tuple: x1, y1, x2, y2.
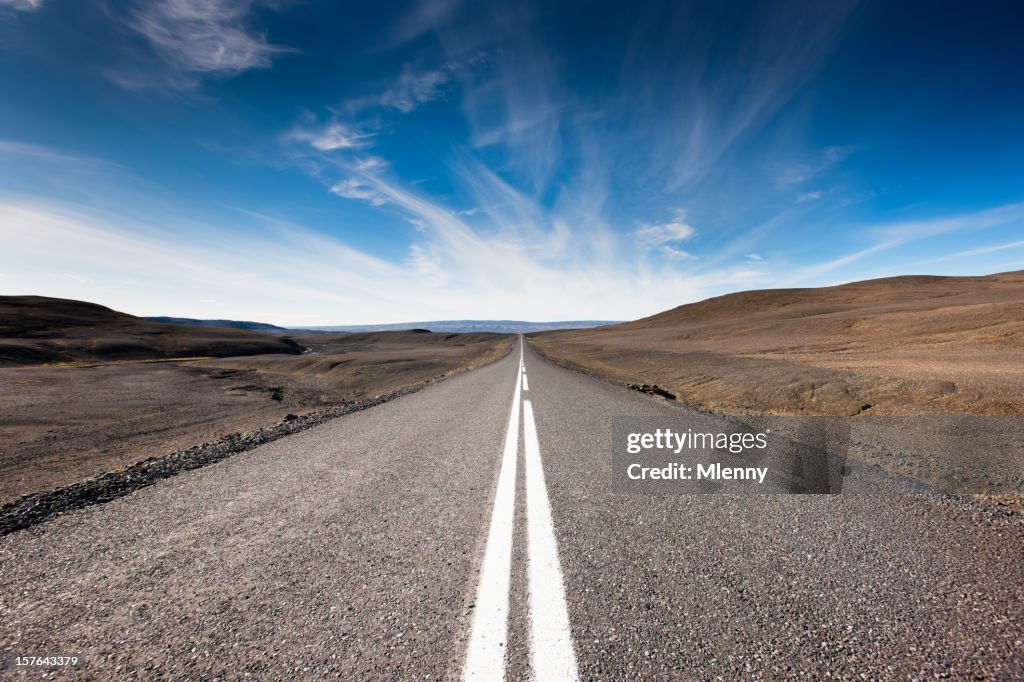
(0, 298, 513, 504)
(530, 270, 1024, 417)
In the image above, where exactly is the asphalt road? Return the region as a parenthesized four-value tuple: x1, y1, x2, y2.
(1, 337, 1022, 680)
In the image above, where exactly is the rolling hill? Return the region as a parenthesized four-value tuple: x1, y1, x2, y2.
(0, 296, 303, 366)
(143, 316, 287, 332)
(528, 270, 1024, 416)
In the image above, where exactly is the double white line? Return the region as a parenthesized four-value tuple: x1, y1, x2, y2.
(464, 338, 579, 682)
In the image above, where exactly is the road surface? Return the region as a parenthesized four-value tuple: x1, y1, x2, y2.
(1, 337, 1022, 679)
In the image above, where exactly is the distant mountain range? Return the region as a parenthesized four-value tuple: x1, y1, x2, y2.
(302, 320, 621, 333)
(144, 317, 288, 331)
(144, 317, 621, 334)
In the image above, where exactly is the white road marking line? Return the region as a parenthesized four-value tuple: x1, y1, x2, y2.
(463, 345, 523, 681)
(523, 399, 580, 682)
(522, 375, 529, 391)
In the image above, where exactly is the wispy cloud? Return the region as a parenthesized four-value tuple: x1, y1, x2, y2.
(0, 200, 404, 323)
(872, 202, 1024, 243)
(329, 178, 387, 206)
(0, 140, 119, 170)
(917, 240, 1024, 265)
(348, 63, 456, 114)
(621, 3, 860, 190)
(0, 140, 140, 207)
(786, 202, 1024, 283)
(415, 4, 564, 192)
(661, 245, 696, 260)
(468, 49, 563, 192)
(0, 192, 767, 324)
(389, 0, 463, 46)
(114, 0, 291, 89)
(288, 121, 371, 151)
(635, 210, 697, 248)
(406, 243, 448, 284)
(797, 190, 824, 202)
(774, 145, 859, 187)
(790, 242, 892, 283)
(0, 0, 43, 11)
(354, 155, 388, 173)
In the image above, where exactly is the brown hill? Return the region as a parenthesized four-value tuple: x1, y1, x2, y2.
(529, 270, 1024, 416)
(0, 296, 303, 366)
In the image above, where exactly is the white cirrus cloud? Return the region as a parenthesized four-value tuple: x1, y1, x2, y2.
(119, 0, 290, 87)
(661, 245, 696, 260)
(329, 178, 387, 206)
(784, 202, 1024, 285)
(289, 121, 371, 152)
(350, 64, 456, 114)
(354, 155, 388, 173)
(0, 0, 43, 11)
(635, 209, 696, 248)
(0, 140, 119, 171)
(774, 145, 860, 186)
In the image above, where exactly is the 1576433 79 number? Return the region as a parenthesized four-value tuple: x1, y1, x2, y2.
(0, 654, 84, 669)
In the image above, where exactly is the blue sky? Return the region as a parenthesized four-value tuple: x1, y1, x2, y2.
(1, 0, 1022, 325)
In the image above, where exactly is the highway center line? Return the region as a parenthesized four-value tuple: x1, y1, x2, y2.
(522, 375, 529, 391)
(463, 341, 523, 681)
(523, 398, 581, 682)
